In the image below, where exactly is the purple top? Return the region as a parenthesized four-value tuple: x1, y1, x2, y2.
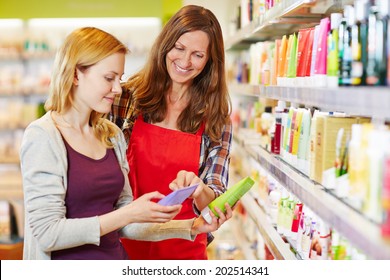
(51, 139, 128, 260)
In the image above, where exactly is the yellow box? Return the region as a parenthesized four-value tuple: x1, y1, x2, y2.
(311, 115, 370, 183)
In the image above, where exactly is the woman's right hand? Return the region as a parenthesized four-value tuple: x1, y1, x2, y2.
(126, 191, 182, 223)
(99, 191, 182, 236)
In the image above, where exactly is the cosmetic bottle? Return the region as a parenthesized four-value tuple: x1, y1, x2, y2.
(297, 28, 311, 86)
(337, 12, 347, 85)
(279, 101, 290, 159)
(284, 195, 296, 238)
(290, 199, 303, 240)
(297, 109, 312, 175)
(374, 0, 389, 85)
(271, 100, 286, 155)
(295, 211, 305, 253)
(327, 13, 343, 87)
(341, 5, 354, 85)
(317, 219, 331, 260)
(276, 188, 289, 235)
(348, 124, 369, 210)
(277, 35, 288, 86)
(351, 0, 370, 85)
(286, 33, 298, 86)
(272, 39, 281, 85)
(365, 128, 390, 223)
(382, 155, 390, 239)
(310, 25, 321, 86)
(268, 184, 281, 226)
(260, 106, 274, 151)
(201, 176, 255, 223)
(366, 3, 379, 85)
(300, 215, 313, 259)
(315, 17, 330, 87)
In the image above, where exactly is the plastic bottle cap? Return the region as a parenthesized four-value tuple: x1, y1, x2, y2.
(330, 13, 343, 30)
(264, 106, 273, 113)
(201, 206, 212, 224)
(278, 100, 286, 107)
(269, 190, 281, 203)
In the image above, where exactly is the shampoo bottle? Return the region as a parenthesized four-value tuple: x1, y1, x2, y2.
(352, 0, 370, 85)
(327, 13, 343, 87)
(271, 100, 286, 154)
(201, 176, 255, 223)
(268, 184, 281, 226)
(341, 5, 354, 86)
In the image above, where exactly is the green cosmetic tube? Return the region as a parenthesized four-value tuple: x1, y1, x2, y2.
(201, 176, 255, 224)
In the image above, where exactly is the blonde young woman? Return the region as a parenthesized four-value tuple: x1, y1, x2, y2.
(20, 27, 232, 260)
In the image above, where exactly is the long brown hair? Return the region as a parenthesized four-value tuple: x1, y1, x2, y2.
(45, 27, 129, 147)
(124, 5, 231, 141)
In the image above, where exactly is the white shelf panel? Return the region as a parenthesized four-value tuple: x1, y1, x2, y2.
(229, 83, 390, 122)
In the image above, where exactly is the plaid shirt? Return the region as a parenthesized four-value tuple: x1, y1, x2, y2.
(109, 87, 232, 245)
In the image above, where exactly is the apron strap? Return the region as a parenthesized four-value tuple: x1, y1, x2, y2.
(196, 122, 205, 136)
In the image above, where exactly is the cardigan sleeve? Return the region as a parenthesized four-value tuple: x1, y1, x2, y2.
(120, 219, 196, 241)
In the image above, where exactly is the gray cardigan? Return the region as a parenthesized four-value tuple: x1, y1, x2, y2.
(20, 112, 195, 260)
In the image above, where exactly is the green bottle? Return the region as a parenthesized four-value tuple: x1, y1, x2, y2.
(201, 176, 255, 223)
(327, 13, 343, 87)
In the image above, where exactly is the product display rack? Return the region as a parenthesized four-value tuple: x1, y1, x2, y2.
(0, 51, 52, 190)
(230, 83, 390, 123)
(225, 0, 350, 50)
(0, 48, 51, 259)
(233, 129, 390, 259)
(240, 191, 298, 260)
(229, 214, 258, 259)
(226, 0, 390, 260)
(232, 139, 299, 260)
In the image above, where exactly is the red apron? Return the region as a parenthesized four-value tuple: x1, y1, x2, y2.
(121, 115, 207, 260)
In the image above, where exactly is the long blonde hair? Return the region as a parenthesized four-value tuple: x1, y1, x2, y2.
(45, 27, 129, 147)
(124, 5, 231, 142)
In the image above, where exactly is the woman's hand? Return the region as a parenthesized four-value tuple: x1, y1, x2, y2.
(126, 191, 182, 223)
(169, 170, 204, 198)
(99, 191, 182, 236)
(190, 203, 233, 235)
(169, 170, 216, 210)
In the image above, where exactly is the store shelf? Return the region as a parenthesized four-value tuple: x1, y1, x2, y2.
(0, 170, 23, 199)
(229, 83, 390, 122)
(225, 0, 353, 50)
(0, 156, 20, 164)
(231, 141, 298, 260)
(234, 129, 390, 260)
(229, 168, 297, 260)
(240, 192, 297, 260)
(0, 240, 23, 260)
(229, 215, 257, 260)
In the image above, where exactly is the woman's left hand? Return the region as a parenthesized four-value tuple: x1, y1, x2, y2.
(190, 203, 233, 235)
